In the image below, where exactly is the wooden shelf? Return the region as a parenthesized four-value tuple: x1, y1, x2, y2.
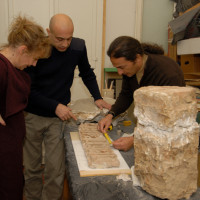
(186, 81, 200, 86)
(184, 73, 200, 86)
(184, 72, 200, 78)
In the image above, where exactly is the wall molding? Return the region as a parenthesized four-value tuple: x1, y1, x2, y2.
(53, 0, 59, 14)
(134, 0, 143, 41)
(8, 0, 14, 24)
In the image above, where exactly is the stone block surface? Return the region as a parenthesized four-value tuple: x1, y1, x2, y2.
(134, 86, 197, 130)
(133, 86, 199, 200)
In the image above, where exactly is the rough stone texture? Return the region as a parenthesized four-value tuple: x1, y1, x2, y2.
(133, 86, 199, 200)
(79, 123, 120, 169)
(134, 86, 197, 130)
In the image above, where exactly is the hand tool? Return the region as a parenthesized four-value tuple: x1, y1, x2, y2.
(103, 132, 112, 145)
(108, 124, 113, 131)
(123, 120, 132, 126)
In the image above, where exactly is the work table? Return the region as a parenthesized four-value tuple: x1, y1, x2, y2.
(64, 121, 200, 200)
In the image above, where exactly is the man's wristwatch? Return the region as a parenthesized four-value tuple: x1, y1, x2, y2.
(107, 111, 115, 118)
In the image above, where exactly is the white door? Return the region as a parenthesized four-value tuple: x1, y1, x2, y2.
(55, 0, 103, 101)
(0, 0, 103, 102)
(0, 0, 52, 43)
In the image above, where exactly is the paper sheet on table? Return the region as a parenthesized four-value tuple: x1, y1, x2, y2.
(70, 132, 131, 177)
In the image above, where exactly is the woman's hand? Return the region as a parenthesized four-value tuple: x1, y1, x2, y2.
(0, 114, 6, 126)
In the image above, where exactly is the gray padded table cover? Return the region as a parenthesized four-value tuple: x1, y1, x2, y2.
(64, 120, 200, 200)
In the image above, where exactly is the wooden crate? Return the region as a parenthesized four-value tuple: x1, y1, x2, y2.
(180, 54, 200, 73)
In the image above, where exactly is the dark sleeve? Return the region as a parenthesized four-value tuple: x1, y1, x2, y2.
(25, 67, 59, 114)
(77, 45, 102, 101)
(0, 60, 30, 118)
(110, 76, 137, 117)
(0, 61, 7, 117)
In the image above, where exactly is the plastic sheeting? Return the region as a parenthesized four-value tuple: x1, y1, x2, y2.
(64, 120, 200, 200)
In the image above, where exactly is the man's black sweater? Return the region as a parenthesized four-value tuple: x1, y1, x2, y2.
(25, 37, 102, 117)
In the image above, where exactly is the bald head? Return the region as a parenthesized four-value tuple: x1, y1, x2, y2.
(49, 14, 74, 34)
(47, 14, 74, 52)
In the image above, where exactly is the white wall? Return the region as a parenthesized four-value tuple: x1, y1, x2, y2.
(142, 0, 174, 52)
(55, 0, 104, 101)
(0, 0, 143, 101)
(0, 0, 103, 102)
(0, 0, 8, 44)
(0, 0, 175, 102)
(104, 0, 143, 68)
(0, 0, 52, 41)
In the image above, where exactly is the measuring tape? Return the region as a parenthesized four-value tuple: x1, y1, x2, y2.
(108, 124, 113, 131)
(123, 120, 132, 126)
(107, 121, 131, 131)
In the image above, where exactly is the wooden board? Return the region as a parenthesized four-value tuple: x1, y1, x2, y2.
(70, 132, 131, 177)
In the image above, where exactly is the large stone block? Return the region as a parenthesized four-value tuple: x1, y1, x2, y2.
(133, 86, 199, 200)
(134, 86, 197, 130)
